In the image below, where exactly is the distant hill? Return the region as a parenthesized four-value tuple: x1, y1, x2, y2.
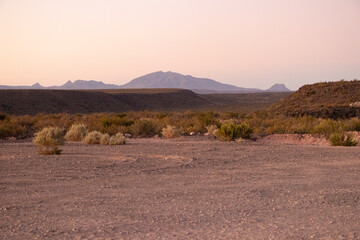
(0, 71, 291, 93)
(270, 80, 360, 119)
(0, 89, 291, 115)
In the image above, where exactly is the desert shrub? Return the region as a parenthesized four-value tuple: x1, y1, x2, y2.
(65, 124, 88, 141)
(83, 131, 102, 144)
(109, 133, 126, 145)
(198, 112, 220, 128)
(313, 119, 344, 137)
(98, 115, 134, 135)
(33, 113, 73, 131)
(237, 122, 253, 139)
(33, 127, 65, 155)
(130, 119, 162, 137)
(100, 133, 110, 145)
(161, 125, 181, 138)
(175, 116, 203, 135)
(216, 123, 253, 141)
(217, 123, 238, 141)
(343, 118, 360, 132)
(206, 125, 218, 135)
(328, 132, 358, 146)
(0, 120, 27, 139)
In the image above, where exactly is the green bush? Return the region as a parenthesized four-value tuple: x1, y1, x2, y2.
(198, 112, 219, 125)
(33, 127, 65, 155)
(329, 132, 358, 146)
(313, 119, 344, 137)
(65, 124, 88, 141)
(83, 131, 102, 144)
(216, 123, 253, 141)
(237, 122, 253, 139)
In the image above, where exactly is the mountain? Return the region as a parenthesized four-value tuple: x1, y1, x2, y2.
(270, 80, 360, 119)
(0, 71, 291, 93)
(51, 80, 122, 89)
(120, 71, 262, 93)
(0, 82, 45, 89)
(265, 83, 290, 92)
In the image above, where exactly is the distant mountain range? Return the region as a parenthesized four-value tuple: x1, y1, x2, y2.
(0, 71, 291, 93)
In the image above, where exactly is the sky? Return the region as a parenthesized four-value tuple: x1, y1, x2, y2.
(0, 0, 359, 90)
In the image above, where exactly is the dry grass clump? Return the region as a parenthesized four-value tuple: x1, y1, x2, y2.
(84, 131, 126, 145)
(161, 125, 181, 138)
(109, 133, 126, 145)
(33, 127, 65, 155)
(83, 131, 102, 144)
(206, 125, 218, 135)
(65, 124, 88, 141)
(100, 133, 110, 145)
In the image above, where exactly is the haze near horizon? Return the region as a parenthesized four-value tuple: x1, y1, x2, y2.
(0, 0, 359, 90)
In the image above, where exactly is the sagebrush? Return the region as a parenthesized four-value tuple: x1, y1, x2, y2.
(65, 124, 88, 141)
(33, 127, 65, 155)
(83, 131, 102, 144)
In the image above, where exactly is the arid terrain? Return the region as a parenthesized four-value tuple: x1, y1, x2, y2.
(1, 136, 360, 239)
(0, 89, 291, 115)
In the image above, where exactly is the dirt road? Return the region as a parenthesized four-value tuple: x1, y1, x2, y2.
(1, 137, 360, 239)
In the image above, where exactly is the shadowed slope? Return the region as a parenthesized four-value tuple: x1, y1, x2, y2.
(0, 89, 209, 115)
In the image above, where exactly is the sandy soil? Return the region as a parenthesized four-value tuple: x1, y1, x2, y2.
(1, 136, 360, 239)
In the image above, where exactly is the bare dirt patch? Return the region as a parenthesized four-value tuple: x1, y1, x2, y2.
(1, 136, 360, 239)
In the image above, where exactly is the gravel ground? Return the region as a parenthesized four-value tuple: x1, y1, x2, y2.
(1, 136, 360, 239)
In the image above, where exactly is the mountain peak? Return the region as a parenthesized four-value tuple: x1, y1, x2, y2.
(266, 83, 291, 92)
(31, 82, 43, 88)
(120, 71, 260, 92)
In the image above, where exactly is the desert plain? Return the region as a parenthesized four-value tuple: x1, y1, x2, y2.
(1, 135, 360, 239)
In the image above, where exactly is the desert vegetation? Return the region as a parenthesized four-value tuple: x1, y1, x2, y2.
(65, 124, 88, 141)
(33, 127, 65, 154)
(161, 125, 181, 138)
(1, 110, 359, 146)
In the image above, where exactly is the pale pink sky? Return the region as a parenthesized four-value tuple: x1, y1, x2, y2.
(0, 0, 359, 89)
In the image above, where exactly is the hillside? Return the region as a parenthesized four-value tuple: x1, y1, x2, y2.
(0, 89, 209, 115)
(0, 89, 290, 115)
(270, 80, 360, 119)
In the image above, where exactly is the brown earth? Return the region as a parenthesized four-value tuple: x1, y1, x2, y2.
(1, 136, 360, 239)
